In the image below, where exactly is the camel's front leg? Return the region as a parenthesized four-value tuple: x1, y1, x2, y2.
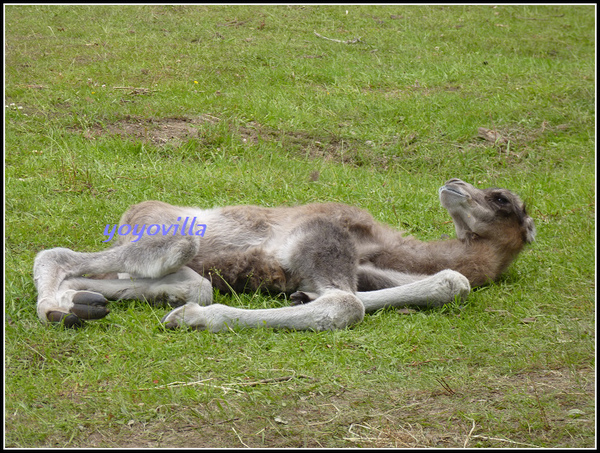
(33, 233, 201, 326)
(357, 269, 471, 313)
(161, 289, 365, 332)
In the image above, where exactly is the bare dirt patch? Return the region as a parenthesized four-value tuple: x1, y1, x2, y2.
(237, 121, 382, 166)
(469, 122, 572, 160)
(82, 114, 219, 147)
(63, 367, 594, 448)
(74, 114, 572, 171)
(78, 115, 388, 167)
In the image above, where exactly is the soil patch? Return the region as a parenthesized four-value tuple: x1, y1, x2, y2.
(78, 115, 388, 167)
(83, 114, 219, 146)
(61, 367, 594, 448)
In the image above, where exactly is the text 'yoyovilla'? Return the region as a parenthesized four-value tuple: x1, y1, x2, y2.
(103, 217, 207, 243)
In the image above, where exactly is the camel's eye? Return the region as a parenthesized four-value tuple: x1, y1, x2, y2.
(494, 195, 509, 205)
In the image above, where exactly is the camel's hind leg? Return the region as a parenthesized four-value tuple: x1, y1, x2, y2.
(58, 265, 212, 307)
(33, 233, 202, 327)
(162, 218, 365, 332)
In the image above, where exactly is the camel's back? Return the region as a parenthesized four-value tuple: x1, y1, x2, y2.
(118, 200, 393, 251)
(199, 202, 380, 248)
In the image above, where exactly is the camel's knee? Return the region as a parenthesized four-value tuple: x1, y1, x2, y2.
(148, 267, 213, 307)
(124, 235, 201, 279)
(33, 247, 73, 284)
(311, 290, 365, 330)
(34, 247, 73, 264)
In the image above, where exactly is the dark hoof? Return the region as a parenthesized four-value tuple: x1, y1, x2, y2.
(163, 321, 179, 330)
(160, 313, 177, 330)
(47, 311, 85, 328)
(290, 291, 312, 306)
(70, 292, 110, 320)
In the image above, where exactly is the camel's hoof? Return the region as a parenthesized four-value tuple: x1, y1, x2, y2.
(47, 311, 85, 328)
(69, 292, 110, 320)
(162, 320, 179, 330)
(290, 291, 312, 306)
(160, 311, 179, 330)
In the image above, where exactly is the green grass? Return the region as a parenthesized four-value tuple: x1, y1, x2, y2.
(5, 4, 595, 448)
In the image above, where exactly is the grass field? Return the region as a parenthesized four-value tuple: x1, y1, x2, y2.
(4, 4, 596, 448)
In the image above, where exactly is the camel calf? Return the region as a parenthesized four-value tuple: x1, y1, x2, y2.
(33, 178, 535, 331)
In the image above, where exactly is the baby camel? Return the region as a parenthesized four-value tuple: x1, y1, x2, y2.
(33, 178, 535, 332)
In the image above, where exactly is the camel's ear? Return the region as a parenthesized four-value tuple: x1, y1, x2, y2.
(523, 216, 536, 243)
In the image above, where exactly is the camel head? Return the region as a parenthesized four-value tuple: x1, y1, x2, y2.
(439, 178, 536, 246)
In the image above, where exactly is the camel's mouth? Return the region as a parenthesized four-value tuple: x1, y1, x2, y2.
(439, 185, 466, 197)
(439, 183, 472, 217)
(438, 185, 469, 209)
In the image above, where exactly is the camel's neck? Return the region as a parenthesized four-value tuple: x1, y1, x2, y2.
(373, 235, 523, 287)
